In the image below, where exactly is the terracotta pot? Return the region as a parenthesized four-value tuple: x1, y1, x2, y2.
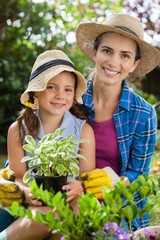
(35, 175, 67, 194)
(133, 226, 160, 239)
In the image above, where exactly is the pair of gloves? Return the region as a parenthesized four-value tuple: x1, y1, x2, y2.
(0, 168, 23, 207)
(81, 168, 113, 199)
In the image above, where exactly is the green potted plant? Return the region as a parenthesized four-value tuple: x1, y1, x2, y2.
(21, 128, 86, 193)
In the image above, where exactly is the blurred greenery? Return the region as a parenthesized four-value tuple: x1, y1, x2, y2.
(0, 0, 160, 153)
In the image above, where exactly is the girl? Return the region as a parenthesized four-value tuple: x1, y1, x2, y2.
(0, 49, 95, 240)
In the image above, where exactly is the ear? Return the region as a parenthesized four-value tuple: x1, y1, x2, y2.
(130, 59, 141, 73)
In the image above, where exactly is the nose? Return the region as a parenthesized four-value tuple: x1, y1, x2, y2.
(107, 54, 119, 67)
(55, 88, 64, 99)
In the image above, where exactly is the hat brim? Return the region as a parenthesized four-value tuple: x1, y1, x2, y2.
(21, 65, 86, 105)
(76, 23, 160, 77)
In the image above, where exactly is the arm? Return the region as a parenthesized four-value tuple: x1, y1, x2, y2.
(7, 122, 42, 206)
(78, 122, 96, 175)
(121, 106, 157, 183)
(63, 122, 96, 202)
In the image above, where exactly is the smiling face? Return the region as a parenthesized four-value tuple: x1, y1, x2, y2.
(93, 32, 140, 87)
(36, 71, 76, 118)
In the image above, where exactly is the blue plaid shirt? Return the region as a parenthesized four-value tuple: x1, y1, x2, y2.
(82, 78, 157, 230)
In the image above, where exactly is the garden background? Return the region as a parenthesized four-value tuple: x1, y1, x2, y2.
(0, 0, 160, 226)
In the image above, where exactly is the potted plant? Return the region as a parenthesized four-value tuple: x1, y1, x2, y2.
(21, 128, 86, 193)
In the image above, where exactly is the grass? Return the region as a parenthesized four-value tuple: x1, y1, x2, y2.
(0, 151, 160, 226)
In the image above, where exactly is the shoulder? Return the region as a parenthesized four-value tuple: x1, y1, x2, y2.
(127, 89, 157, 130)
(81, 122, 94, 138)
(123, 82, 155, 115)
(7, 121, 20, 142)
(130, 89, 155, 115)
(8, 121, 19, 134)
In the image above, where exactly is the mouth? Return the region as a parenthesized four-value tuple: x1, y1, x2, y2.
(50, 102, 65, 108)
(103, 67, 120, 77)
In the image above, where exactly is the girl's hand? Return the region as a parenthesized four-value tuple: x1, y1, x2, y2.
(62, 179, 84, 203)
(23, 187, 42, 206)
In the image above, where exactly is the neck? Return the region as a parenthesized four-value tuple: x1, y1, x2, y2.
(93, 79, 122, 104)
(38, 111, 63, 134)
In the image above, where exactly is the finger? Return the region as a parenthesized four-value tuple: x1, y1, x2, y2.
(62, 184, 71, 191)
(30, 199, 43, 206)
(29, 193, 37, 200)
(66, 194, 74, 203)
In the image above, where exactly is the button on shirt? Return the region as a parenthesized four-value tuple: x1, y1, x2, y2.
(82, 78, 157, 230)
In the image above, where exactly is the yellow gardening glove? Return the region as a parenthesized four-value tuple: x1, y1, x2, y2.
(81, 168, 113, 200)
(0, 169, 24, 207)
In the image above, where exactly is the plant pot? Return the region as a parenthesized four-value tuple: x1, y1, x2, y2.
(35, 175, 67, 194)
(133, 226, 160, 239)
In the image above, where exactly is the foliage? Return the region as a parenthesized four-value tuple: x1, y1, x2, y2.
(1, 0, 160, 151)
(153, 103, 160, 130)
(0, 0, 123, 151)
(8, 174, 160, 239)
(134, 88, 159, 105)
(22, 128, 86, 183)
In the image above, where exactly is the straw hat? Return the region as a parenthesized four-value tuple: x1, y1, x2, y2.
(76, 13, 160, 77)
(21, 50, 87, 107)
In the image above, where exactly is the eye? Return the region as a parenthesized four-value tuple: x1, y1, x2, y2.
(103, 48, 112, 54)
(65, 87, 74, 92)
(121, 53, 131, 59)
(46, 85, 57, 91)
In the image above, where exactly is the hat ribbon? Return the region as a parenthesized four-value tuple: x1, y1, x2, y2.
(115, 25, 139, 38)
(29, 59, 76, 81)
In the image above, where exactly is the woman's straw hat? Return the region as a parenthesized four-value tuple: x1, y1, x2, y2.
(21, 50, 87, 106)
(76, 13, 160, 77)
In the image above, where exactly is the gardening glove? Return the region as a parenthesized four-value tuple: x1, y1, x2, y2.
(0, 168, 24, 207)
(81, 168, 114, 199)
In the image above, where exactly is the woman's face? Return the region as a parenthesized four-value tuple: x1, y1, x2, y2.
(37, 71, 76, 118)
(93, 32, 140, 86)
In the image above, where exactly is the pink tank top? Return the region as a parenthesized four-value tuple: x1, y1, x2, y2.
(92, 118, 119, 174)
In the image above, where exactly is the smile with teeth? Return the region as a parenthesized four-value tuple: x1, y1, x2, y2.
(103, 67, 120, 76)
(51, 102, 65, 107)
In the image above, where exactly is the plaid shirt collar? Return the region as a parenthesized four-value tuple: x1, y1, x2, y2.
(83, 77, 132, 112)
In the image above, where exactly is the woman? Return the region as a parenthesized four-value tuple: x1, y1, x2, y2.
(0, 49, 95, 239)
(76, 13, 160, 230)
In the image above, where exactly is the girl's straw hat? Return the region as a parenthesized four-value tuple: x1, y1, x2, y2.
(21, 50, 87, 106)
(76, 13, 160, 77)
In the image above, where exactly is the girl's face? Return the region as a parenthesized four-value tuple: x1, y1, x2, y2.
(37, 71, 76, 117)
(93, 32, 140, 86)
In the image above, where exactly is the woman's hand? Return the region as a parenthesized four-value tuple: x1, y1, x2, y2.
(62, 179, 84, 203)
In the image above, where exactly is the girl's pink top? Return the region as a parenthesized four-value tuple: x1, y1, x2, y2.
(92, 118, 119, 174)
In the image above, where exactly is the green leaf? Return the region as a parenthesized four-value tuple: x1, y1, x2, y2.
(23, 169, 32, 183)
(25, 135, 36, 146)
(23, 144, 35, 154)
(138, 175, 147, 186)
(122, 205, 137, 221)
(21, 155, 32, 162)
(139, 186, 150, 198)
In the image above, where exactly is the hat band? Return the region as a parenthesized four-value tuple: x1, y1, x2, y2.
(29, 59, 76, 81)
(115, 25, 139, 38)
